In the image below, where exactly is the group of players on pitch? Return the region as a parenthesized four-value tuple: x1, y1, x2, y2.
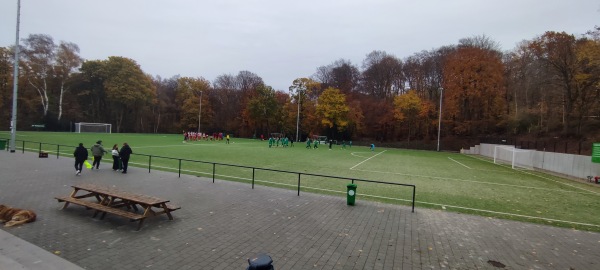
(183, 131, 231, 144)
(266, 134, 355, 150)
(304, 139, 352, 150)
(268, 136, 293, 148)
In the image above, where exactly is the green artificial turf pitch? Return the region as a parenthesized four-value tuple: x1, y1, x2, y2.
(2, 131, 600, 232)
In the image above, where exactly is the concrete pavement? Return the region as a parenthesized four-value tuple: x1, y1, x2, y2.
(1, 150, 599, 269)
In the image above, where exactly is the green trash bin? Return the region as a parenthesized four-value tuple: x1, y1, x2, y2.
(0, 139, 6, 150)
(347, 183, 357, 205)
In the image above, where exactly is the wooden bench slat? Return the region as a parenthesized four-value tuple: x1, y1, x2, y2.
(55, 196, 144, 221)
(165, 203, 181, 211)
(72, 184, 168, 205)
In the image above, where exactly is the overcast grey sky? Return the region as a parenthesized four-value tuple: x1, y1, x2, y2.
(1, 0, 598, 91)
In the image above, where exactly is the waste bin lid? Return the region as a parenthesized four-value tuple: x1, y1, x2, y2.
(347, 183, 357, 188)
(248, 254, 273, 270)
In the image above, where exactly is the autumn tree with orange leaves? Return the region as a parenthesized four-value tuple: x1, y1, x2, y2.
(528, 31, 600, 135)
(443, 46, 507, 135)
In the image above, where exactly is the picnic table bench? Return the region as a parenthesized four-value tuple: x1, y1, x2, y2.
(55, 183, 180, 230)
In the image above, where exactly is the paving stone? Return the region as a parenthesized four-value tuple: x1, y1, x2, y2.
(1, 151, 600, 269)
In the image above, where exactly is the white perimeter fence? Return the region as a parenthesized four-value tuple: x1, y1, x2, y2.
(462, 143, 600, 180)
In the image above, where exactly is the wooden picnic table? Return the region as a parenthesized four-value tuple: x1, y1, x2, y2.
(55, 183, 180, 230)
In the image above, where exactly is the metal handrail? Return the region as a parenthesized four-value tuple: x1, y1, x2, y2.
(2, 138, 416, 212)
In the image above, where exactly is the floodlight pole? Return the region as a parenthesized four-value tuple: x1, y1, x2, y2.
(295, 92, 300, 142)
(10, 0, 21, 153)
(436, 87, 443, 152)
(198, 91, 202, 134)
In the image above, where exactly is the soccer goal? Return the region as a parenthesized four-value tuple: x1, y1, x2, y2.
(312, 135, 328, 144)
(75, 122, 112, 133)
(493, 145, 534, 170)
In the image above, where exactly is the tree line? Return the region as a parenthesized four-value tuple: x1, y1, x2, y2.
(1, 27, 599, 148)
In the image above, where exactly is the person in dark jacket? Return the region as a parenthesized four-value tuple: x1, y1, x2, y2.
(111, 144, 122, 171)
(119, 142, 133, 174)
(91, 140, 107, 170)
(73, 143, 88, 176)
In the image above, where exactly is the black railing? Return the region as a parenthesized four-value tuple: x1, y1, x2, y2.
(2, 138, 416, 212)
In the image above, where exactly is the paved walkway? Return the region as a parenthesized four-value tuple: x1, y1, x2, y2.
(0, 150, 599, 269)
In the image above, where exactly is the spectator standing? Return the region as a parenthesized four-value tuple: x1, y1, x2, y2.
(73, 143, 88, 176)
(119, 142, 133, 174)
(111, 144, 122, 171)
(91, 140, 107, 169)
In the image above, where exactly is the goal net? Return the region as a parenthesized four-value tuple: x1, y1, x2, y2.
(75, 122, 112, 133)
(493, 145, 534, 170)
(312, 135, 328, 144)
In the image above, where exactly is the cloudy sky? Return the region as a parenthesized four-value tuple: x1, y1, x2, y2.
(1, 0, 598, 91)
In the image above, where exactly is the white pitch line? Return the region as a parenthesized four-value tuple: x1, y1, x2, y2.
(350, 152, 371, 158)
(464, 154, 600, 196)
(448, 157, 471, 169)
(134, 162, 600, 228)
(415, 200, 600, 228)
(351, 168, 593, 195)
(349, 150, 387, 170)
(135, 143, 224, 149)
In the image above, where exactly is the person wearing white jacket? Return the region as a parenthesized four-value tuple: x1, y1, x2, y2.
(111, 144, 122, 171)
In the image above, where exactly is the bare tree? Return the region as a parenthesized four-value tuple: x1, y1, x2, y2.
(459, 34, 502, 53)
(21, 34, 56, 116)
(55, 41, 82, 120)
(361, 50, 404, 99)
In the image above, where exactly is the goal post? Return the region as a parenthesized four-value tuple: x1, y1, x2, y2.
(493, 145, 534, 170)
(75, 122, 112, 134)
(311, 135, 328, 144)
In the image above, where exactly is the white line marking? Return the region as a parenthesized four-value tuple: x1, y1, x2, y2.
(361, 194, 600, 227)
(351, 168, 594, 195)
(132, 162, 599, 228)
(349, 150, 387, 170)
(464, 154, 600, 195)
(448, 157, 471, 169)
(18, 146, 600, 227)
(350, 152, 371, 158)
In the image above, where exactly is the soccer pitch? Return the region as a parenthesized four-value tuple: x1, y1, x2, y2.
(2, 131, 600, 232)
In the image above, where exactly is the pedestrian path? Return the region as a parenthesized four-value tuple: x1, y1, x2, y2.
(1, 150, 599, 269)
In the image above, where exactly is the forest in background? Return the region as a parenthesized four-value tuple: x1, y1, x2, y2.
(0, 27, 599, 152)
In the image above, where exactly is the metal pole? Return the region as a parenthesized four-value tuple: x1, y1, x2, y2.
(297, 173, 301, 196)
(411, 186, 415, 213)
(436, 87, 443, 152)
(295, 93, 300, 142)
(9, 0, 21, 153)
(198, 91, 202, 134)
